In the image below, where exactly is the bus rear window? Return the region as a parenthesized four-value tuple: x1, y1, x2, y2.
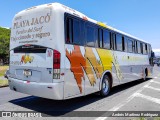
(14, 45, 47, 53)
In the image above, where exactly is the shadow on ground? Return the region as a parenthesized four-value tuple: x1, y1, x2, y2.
(10, 78, 152, 117)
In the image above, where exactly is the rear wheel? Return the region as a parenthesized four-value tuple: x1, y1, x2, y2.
(100, 75, 111, 97)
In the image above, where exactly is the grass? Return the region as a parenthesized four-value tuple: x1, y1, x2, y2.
(0, 79, 8, 87)
(0, 65, 9, 87)
(0, 65, 9, 76)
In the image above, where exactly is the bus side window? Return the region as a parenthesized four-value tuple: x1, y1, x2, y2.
(142, 43, 148, 55)
(116, 34, 122, 51)
(86, 24, 96, 47)
(145, 44, 148, 54)
(122, 36, 125, 51)
(103, 29, 110, 49)
(147, 44, 151, 56)
(98, 29, 103, 48)
(128, 39, 133, 53)
(137, 41, 141, 54)
(66, 18, 73, 44)
(124, 37, 128, 52)
(143, 43, 145, 54)
(140, 43, 143, 54)
(134, 41, 138, 53)
(73, 19, 82, 45)
(111, 33, 116, 50)
(132, 40, 135, 53)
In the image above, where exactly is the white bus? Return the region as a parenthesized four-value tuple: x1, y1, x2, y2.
(9, 3, 153, 100)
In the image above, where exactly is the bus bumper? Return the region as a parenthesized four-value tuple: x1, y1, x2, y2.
(8, 77, 64, 100)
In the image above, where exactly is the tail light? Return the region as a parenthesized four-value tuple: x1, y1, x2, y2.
(53, 50, 61, 79)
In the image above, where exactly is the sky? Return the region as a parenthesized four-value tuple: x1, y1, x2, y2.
(0, 0, 160, 49)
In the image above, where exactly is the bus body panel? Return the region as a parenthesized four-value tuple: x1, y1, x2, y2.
(112, 51, 151, 84)
(9, 3, 66, 100)
(64, 44, 153, 98)
(9, 77, 64, 100)
(10, 6, 54, 50)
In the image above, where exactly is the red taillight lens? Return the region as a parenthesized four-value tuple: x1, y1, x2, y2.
(53, 50, 60, 69)
(53, 50, 61, 79)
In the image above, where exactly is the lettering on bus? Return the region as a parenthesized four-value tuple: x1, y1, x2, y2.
(11, 13, 51, 42)
(11, 32, 51, 41)
(13, 13, 51, 29)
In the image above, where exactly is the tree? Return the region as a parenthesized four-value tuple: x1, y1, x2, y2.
(0, 27, 10, 65)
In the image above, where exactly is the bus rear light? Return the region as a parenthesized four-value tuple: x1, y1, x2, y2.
(53, 50, 61, 79)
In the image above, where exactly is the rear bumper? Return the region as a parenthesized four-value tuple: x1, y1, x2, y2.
(8, 77, 64, 100)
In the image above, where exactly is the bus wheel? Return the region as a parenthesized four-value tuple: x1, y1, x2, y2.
(100, 75, 111, 97)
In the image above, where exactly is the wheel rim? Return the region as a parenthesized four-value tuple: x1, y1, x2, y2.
(102, 78, 109, 93)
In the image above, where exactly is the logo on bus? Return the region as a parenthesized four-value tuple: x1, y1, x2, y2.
(21, 55, 34, 64)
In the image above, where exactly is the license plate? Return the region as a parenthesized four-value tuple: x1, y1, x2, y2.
(23, 70, 32, 76)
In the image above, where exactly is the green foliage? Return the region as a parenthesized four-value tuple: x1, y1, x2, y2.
(0, 27, 10, 56)
(0, 80, 8, 87)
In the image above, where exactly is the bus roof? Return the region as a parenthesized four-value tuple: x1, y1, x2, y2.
(16, 2, 149, 44)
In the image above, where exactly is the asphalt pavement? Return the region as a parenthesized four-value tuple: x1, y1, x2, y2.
(0, 66, 160, 120)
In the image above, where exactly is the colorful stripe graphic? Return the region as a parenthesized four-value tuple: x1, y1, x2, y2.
(66, 45, 122, 93)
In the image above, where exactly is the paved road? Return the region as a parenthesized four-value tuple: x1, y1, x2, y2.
(0, 66, 160, 120)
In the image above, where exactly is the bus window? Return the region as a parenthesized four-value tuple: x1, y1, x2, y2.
(73, 19, 81, 45)
(137, 41, 141, 54)
(111, 33, 116, 50)
(140, 43, 143, 54)
(116, 34, 122, 51)
(128, 39, 133, 53)
(143, 43, 145, 54)
(147, 44, 151, 55)
(103, 30, 110, 49)
(135, 41, 138, 53)
(124, 37, 128, 52)
(122, 36, 125, 51)
(98, 29, 103, 48)
(66, 18, 84, 45)
(66, 18, 73, 44)
(143, 43, 148, 54)
(145, 44, 148, 54)
(86, 25, 96, 47)
(132, 40, 135, 53)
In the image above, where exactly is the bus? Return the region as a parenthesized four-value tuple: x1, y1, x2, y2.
(9, 3, 153, 100)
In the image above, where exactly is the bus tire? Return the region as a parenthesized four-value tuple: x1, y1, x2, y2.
(100, 75, 111, 97)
